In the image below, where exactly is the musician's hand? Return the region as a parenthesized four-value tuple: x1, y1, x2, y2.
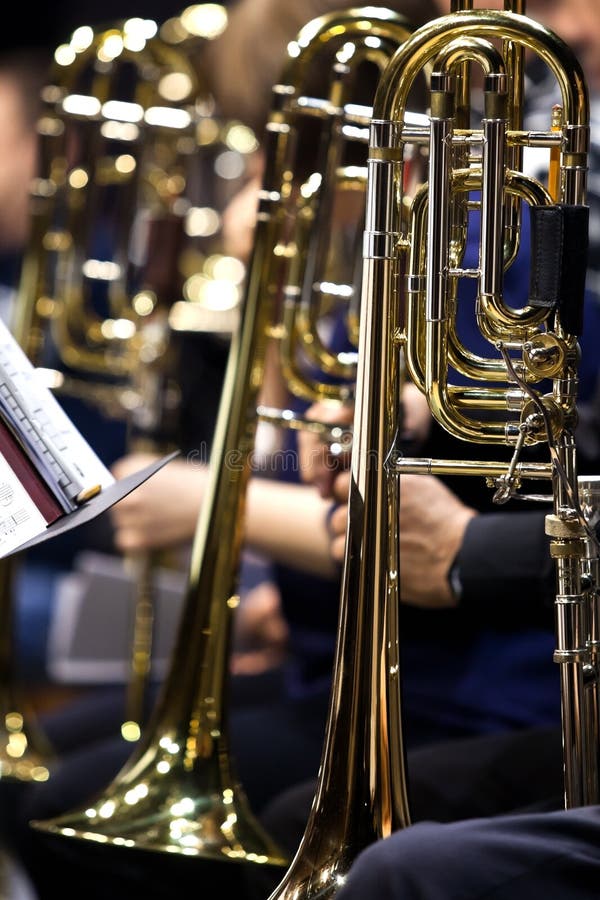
(328, 470, 476, 608)
(322, 470, 348, 563)
(402, 382, 432, 447)
(397, 473, 476, 607)
(110, 454, 208, 551)
(297, 385, 430, 500)
(297, 401, 353, 498)
(230, 580, 289, 675)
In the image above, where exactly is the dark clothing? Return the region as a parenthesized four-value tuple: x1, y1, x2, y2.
(335, 806, 600, 900)
(15, 724, 565, 900)
(398, 508, 561, 745)
(258, 726, 565, 862)
(457, 512, 554, 625)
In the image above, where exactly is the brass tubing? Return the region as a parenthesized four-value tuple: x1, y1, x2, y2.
(31, 88, 291, 862)
(368, 6, 594, 812)
(268, 12, 418, 899)
(275, 23, 414, 401)
(394, 456, 552, 479)
(32, 8, 416, 874)
(394, 16, 587, 444)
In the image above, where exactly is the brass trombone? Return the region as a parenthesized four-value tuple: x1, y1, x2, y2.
(12, 7, 258, 741)
(269, 5, 593, 899)
(388, 4, 594, 810)
(29, 4, 417, 881)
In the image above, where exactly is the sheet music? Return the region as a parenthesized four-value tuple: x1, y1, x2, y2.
(0, 453, 49, 556)
(4, 452, 178, 560)
(0, 319, 114, 506)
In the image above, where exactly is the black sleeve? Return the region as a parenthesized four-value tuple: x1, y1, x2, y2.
(456, 510, 555, 630)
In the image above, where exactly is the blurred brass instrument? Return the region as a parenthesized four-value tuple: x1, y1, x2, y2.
(266, 2, 596, 898)
(29, 5, 417, 883)
(0, 6, 256, 785)
(15, 5, 251, 373)
(0, 560, 53, 783)
(11, 7, 258, 743)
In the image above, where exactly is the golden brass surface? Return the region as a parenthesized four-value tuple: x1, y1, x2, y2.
(362, 0, 597, 816)
(0, 558, 53, 783)
(29, 2, 600, 893)
(12, 8, 257, 739)
(266, 9, 420, 900)
(30, 5, 416, 872)
(13, 10, 255, 399)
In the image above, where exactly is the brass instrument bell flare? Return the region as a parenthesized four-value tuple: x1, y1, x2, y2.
(29, 4, 420, 882)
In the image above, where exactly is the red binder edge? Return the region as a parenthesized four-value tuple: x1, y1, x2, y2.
(0, 418, 63, 525)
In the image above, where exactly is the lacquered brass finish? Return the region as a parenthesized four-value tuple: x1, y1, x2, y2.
(257, 9, 426, 418)
(266, 11, 421, 900)
(362, 0, 595, 813)
(12, 9, 257, 738)
(13, 10, 255, 397)
(268, 4, 596, 898)
(0, 558, 53, 783)
(30, 6, 415, 871)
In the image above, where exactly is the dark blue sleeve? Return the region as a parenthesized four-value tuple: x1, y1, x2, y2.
(456, 510, 555, 628)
